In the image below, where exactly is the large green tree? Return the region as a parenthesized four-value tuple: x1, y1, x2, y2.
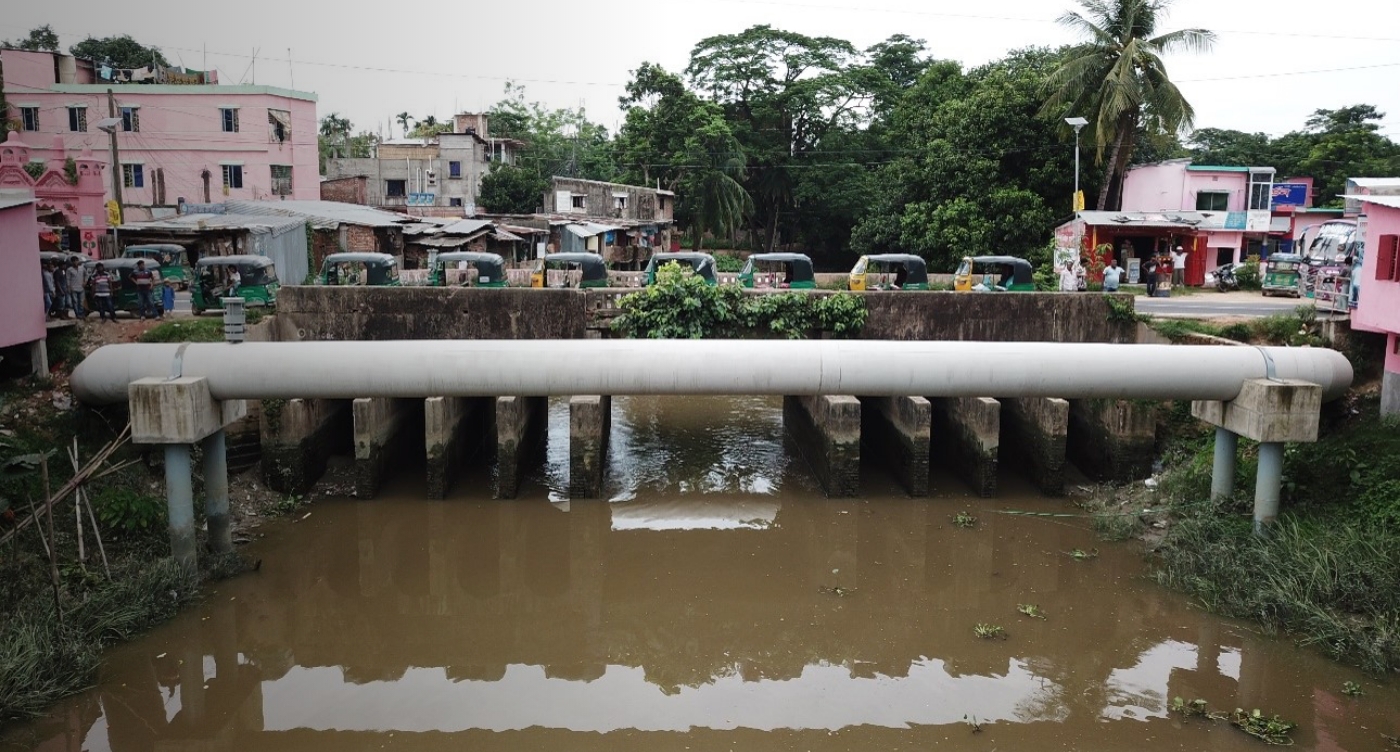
(70, 34, 168, 69)
(1042, 0, 1214, 209)
(478, 164, 549, 214)
(4, 25, 59, 51)
(485, 82, 617, 189)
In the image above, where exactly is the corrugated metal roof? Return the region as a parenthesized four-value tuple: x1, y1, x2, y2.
(1077, 211, 1213, 229)
(1186, 165, 1251, 173)
(224, 200, 408, 229)
(1344, 194, 1400, 209)
(439, 218, 494, 236)
(564, 222, 624, 238)
(0, 195, 35, 211)
(119, 213, 305, 235)
(1347, 178, 1400, 188)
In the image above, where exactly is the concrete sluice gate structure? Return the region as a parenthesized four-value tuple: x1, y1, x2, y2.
(72, 339, 1352, 567)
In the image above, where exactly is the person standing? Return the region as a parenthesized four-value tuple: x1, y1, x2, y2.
(131, 259, 157, 319)
(1102, 259, 1124, 292)
(1058, 260, 1079, 292)
(1171, 245, 1188, 287)
(41, 260, 56, 319)
(1143, 254, 1158, 297)
(90, 263, 116, 322)
(66, 258, 87, 319)
(51, 260, 69, 318)
(161, 278, 175, 318)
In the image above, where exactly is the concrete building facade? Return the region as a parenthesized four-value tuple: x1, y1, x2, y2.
(0, 190, 46, 376)
(1347, 195, 1400, 416)
(2, 49, 320, 222)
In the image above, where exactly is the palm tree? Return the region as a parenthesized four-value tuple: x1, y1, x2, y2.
(319, 113, 353, 158)
(395, 112, 414, 139)
(681, 115, 753, 251)
(1042, 0, 1215, 210)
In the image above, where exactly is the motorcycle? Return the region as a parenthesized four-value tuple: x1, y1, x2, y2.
(1215, 264, 1240, 293)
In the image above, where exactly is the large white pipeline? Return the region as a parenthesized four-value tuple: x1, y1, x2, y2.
(70, 340, 1354, 406)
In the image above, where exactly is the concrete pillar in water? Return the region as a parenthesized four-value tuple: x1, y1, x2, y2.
(1193, 378, 1324, 537)
(165, 444, 196, 569)
(931, 397, 1000, 498)
(1067, 399, 1157, 483)
(569, 395, 612, 499)
(260, 398, 349, 495)
(1254, 442, 1284, 534)
(201, 429, 231, 554)
(1000, 397, 1069, 496)
(1210, 427, 1239, 502)
(354, 397, 413, 499)
(425, 396, 488, 499)
(495, 396, 547, 499)
(861, 396, 931, 497)
(784, 395, 861, 498)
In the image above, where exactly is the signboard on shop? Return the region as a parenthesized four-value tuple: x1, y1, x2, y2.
(1271, 183, 1308, 208)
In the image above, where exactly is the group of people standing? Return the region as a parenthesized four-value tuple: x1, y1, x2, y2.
(40, 257, 167, 322)
(1058, 258, 1127, 293)
(1057, 244, 1189, 296)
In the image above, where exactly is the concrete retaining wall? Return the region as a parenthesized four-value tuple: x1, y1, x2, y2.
(425, 396, 491, 499)
(1000, 397, 1069, 495)
(354, 397, 415, 498)
(1067, 399, 1157, 483)
(931, 397, 1000, 497)
(784, 395, 861, 497)
(568, 396, 612, 499)
(861, 396, 931, 496)
(495, 396, 547, 499)
(260, 398, 350, 495)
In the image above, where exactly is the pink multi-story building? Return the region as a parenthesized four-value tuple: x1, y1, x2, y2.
(2, 49, 318, 223)
(1348, 194, 1400, 417)
(1120, 159, 1277, 272)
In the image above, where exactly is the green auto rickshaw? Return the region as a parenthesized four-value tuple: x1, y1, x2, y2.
(319, 252, 402, 286)
(123, 244, 191, 289)
(954, 255, 1036, 292)
(643, 252, 718, 286)
(531, 253, 610, 288)
(848, 254, 930, 291)
(193, 255, 280, 313)
(82, 258, 164, 317)
(739, 253, 816, 289)
(1262, 253, 1303, 297)
(430, 252, 508, 287)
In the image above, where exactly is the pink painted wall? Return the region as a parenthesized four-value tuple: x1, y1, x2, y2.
(0, 197, 46, 349)
(1353, 202, 1400, 339)
(1122, 162, 1250, 212)
(3, 50, 319, 220)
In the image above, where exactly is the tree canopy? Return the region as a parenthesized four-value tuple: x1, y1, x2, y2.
(4, 26, 59, 52)
(69, 34, 169, 69)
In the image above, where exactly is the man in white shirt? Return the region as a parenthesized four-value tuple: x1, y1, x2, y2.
(1102, 259, 1124, 292)
(1171, 245, 1187, 287)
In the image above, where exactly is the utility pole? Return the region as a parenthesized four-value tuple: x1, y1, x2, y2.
(105, 90, 124, 216)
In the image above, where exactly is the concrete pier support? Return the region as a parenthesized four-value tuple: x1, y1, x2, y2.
(1194, 378, 1324, 536)
(784, 395, 861, 498)
(354, 398, 414, 499)
(569, 396, 612, 499)
(931, 397, 1001, 497)
(1001, 397, 1070, 495)
(861, 396, 931, 496)
(165, 445, 196, 568)
(1068, 399, 1157, 483)
(260, 398, 349, 495)
(1210, 427, 1239, 501)
(425, 397, 489, 499)
(201, 429, 231, 554)
(495, 396, 547, 499)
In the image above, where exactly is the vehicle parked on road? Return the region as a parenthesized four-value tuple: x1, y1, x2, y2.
(848, 254, 930, 291)
(1214, 263, 1241, 293)
(429, 252, 508, 287)
(319, 252, 402, 286)
(643, 252, 718, 286)
(739, 253, 816, 289)
(953, 255, 1035, 292)
(1261, 253, 1303, 297)
(192, 255, 280, 313)
(123, 244, 191, 289)
(531, 253, 610, 288)
(81, 258, 164, 317)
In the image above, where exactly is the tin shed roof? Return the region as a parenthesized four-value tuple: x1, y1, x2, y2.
(224, 200, 407, 229)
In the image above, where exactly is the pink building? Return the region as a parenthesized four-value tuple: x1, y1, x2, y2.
(1121, 159, 1277, 273)
(0, 189, 46, 376)
(1349, 195, 1400, 417)
(2, 49, 318, 223)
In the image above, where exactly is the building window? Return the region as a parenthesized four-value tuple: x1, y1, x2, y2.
(1249, 183, 1272, 211)
(121, 106, 139, 132)
(268, 109, 290, 143)
(1378, 235, 1399, 282)
(220, 108, 240, 133)
(122, 164, 144, 189)
(449, 161, 461, 179)
(67, 107, 87, 132)
(386, 179, 407, 198)
(1196, 192, 1229, 212)
(270, 165, 293, 196)
(449, 197, 463, 207)
(222, 164, 244, 190)
(571, 195, 586, 211)
(614, 196, 628, 210)
(20, 107, 39, 131)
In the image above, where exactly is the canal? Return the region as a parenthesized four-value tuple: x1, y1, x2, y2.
(3, 396, 1396, 751)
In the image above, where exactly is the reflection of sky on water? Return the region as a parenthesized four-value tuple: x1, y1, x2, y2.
(259, 659, 1062, 733)
(1101, 640, 1202, 721)
(542, 396, 789, 502)
(610, 498, 781, 531)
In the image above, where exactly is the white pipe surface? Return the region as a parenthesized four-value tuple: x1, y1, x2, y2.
(70, 340, 1353, 406)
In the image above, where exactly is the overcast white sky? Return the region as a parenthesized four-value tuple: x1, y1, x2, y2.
(8, 0, 1400, 142)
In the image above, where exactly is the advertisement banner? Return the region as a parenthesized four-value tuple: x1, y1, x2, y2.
(1271, 183, 1308, 208)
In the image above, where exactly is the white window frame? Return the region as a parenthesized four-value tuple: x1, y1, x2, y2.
(270, 164, 293, 196)
(220, 162, 245, 190)
(121, 162, 145, 189)
(19, 106, 40, 131)
(120, 105, 140, 132)
(220, 106, 240, 134)
(67, 106, 87, 132)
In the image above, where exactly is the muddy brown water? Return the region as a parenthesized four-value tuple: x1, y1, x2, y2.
(4, 396, 1397, 751)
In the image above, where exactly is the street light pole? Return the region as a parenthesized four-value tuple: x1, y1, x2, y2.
(1065, 116, 1088, 213)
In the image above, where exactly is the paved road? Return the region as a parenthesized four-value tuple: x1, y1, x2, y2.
(1134, 291, 1312, 318)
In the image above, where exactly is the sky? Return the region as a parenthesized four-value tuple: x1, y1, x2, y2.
(7, 0, 1400, 143)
